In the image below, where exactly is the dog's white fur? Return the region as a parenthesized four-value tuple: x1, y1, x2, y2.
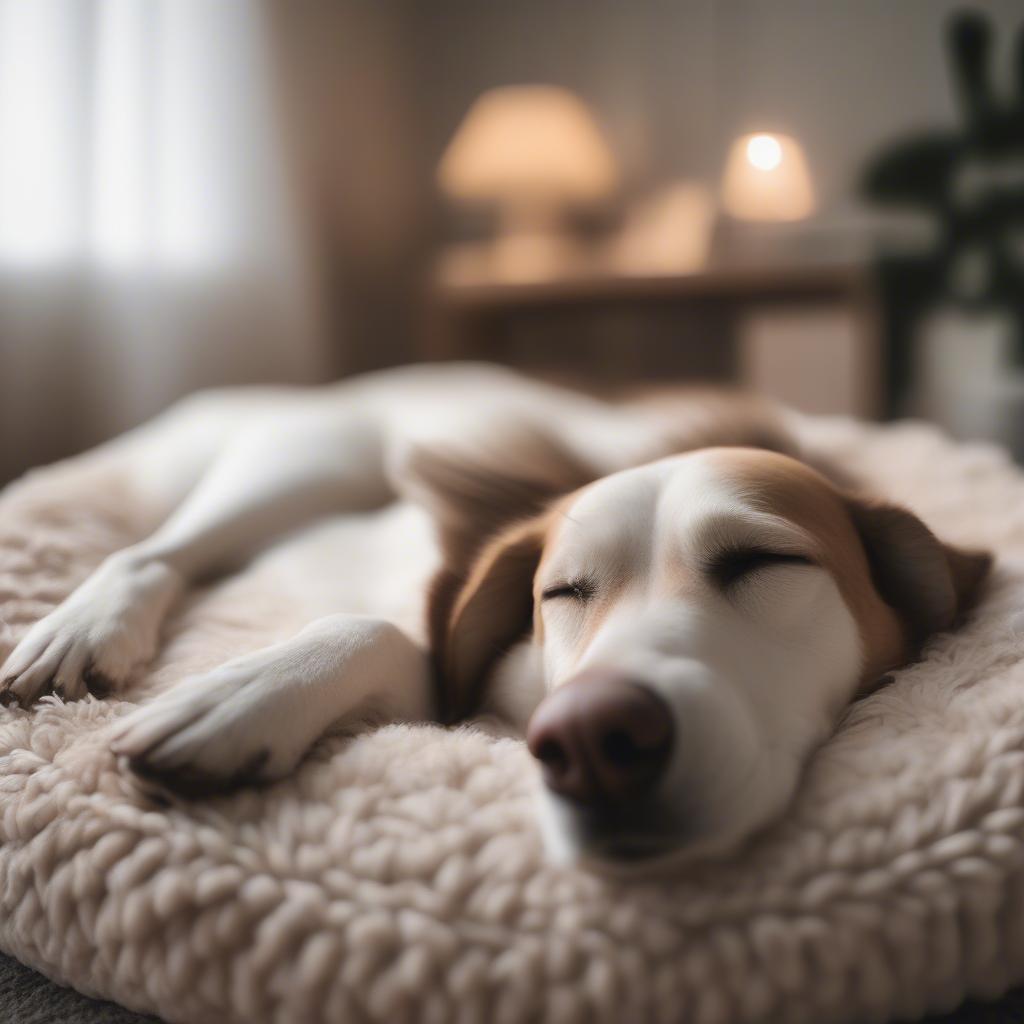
(0, 364, 989, 864)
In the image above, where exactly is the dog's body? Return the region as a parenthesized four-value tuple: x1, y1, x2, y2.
(0, 363, 991, 866)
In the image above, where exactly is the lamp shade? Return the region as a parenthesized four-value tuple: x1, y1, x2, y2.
(437, 86, 617, 205)
(721, 132, 815, 221)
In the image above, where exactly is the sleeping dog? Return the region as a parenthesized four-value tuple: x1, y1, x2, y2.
(0, 364, 991, 866)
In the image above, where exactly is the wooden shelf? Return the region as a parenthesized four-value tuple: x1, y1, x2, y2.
(435, 261, 869, 310)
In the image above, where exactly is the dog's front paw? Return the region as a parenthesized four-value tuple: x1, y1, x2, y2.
(108, 645, 316, 795)
(0, 552, 182, 707)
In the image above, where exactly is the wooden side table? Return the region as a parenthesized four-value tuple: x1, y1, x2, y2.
(422, 259, 883, 417)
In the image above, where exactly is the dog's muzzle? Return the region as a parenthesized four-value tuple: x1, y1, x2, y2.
(526, 669, 674, 806)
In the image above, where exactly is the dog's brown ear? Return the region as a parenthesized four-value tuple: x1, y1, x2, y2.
(397, 425, 592, 571)
(846, 496, 991, 642)
(430, 513, 548, 722)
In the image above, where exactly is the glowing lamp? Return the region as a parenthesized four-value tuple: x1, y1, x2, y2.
(437, 86, 617, 278)
(721, 132, 815, 221)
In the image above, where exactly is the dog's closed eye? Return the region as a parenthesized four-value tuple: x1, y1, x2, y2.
(709, 548, 814, 588)
(541, 576, 597, 602)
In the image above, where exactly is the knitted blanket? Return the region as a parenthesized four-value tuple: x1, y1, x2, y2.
(1, 416, 1023, 1024)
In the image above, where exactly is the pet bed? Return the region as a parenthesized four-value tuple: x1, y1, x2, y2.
(1, 415, 1023, 1024)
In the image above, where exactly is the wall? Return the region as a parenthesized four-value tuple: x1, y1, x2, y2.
(405, 0, 1023, 230)
(268, 1, 1024, 371)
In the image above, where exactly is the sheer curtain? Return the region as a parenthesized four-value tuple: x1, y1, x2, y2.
(0, 0, 328, 481)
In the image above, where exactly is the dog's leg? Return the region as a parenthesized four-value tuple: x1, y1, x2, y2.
(0, 401, 392, 705)
(108, 614, 429, 792)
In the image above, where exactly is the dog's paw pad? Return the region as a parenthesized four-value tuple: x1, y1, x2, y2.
(83, 667, 114, 699)
(125, 747, 272, 799)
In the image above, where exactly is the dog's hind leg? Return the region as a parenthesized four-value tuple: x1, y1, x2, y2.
(0, 395, 393, 706)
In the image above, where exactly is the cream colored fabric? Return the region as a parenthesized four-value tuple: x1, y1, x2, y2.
(1, 418, 1023, 1024)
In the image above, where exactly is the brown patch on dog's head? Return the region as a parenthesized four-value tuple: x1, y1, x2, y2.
(718, 447, 991, 687)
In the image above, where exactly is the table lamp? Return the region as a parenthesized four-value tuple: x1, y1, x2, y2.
(437, 85, 618, 279)
(721, 132, 815, 221)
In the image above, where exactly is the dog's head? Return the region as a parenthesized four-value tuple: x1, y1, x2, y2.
(424, 445, 990, 868)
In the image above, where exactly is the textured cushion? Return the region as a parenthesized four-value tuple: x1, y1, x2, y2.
(0, 417, 1023, 1024)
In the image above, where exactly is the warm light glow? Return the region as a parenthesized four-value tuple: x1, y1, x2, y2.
(438, 85, 617, 205)
(746, 134, 782, 171)
(721, 131, 815, 221)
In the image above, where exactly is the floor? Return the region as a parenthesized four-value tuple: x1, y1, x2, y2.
(0, 954, 156, 1023)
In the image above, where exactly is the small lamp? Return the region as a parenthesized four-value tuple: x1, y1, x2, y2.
(438, 85, 617, 279)
(721, 132, 815, 221)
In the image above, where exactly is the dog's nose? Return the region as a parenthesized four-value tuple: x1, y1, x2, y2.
(526, 671, 674, 805)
